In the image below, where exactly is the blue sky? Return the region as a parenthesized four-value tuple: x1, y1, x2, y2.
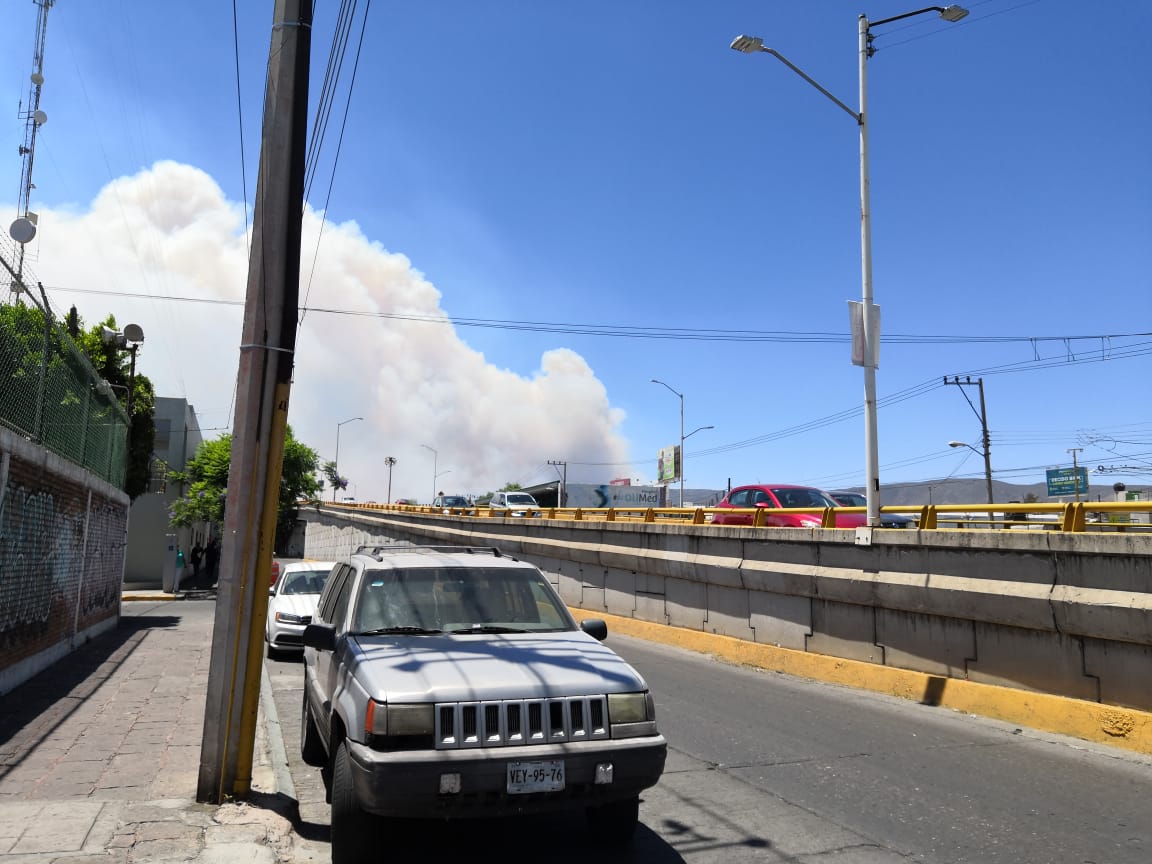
(2, 0, 1149, 504)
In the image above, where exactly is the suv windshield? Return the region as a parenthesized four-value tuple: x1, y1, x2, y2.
(352, 566, 573, 634)
(504, 494, 537, 506)
(439, 496, 468, 507)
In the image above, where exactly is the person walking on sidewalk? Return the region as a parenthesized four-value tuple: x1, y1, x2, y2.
(190, 542, 205, 585)
(205, 537, 221, 584)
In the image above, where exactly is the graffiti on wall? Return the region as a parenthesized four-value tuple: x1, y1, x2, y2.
(0, 456, 126, 663)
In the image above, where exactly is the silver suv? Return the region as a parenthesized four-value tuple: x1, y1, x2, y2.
(301, 545, 666, 862)
(488, 490, 541, 516)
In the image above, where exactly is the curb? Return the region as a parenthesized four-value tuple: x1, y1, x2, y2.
(260, 659, 299, 804)
(573, 607, 1152, 756)
(122, 593, 181, 602)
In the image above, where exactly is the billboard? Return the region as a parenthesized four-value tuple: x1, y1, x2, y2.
(1046, 467, 1088, 497)
(656, 445, 679, 483)
(563, 484, 662, 509)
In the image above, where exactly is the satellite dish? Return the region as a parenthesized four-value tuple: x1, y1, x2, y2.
(33, 110, 47, 126)
(123, 323, 144, 343)
(9, 217, 36, 244)
(31, 72, 44, 85)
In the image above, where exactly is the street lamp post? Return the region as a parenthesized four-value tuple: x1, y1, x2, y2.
(384, 456, 397, 505)
(948, 440, 994, 506)
(730, 5, 968, 527)
(421, 444, 437, 505)
(651, 379, 685, 506)
(334, 416, 363, 501)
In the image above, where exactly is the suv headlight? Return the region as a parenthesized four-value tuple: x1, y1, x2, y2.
(798, 517, 821, 528)
(365, 701, 435, 749)
(607, 691, 657, 738)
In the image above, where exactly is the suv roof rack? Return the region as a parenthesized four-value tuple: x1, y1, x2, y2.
(352, 544, 509, 562)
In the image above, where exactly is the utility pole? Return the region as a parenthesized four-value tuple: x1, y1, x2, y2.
(944, 376, 994, 508)
(197, 0, 312, 805)
(1067, 447, 1084, 502)
(548, 460, 567, 507)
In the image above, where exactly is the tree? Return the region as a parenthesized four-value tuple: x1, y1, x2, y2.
(74, 311, 156, 500)
(168, 426, 322, 553)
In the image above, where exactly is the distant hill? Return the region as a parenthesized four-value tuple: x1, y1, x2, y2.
(834, 479, 1136, 507)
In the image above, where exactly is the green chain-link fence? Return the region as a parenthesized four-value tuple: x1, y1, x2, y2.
(0, 287, 128, 487)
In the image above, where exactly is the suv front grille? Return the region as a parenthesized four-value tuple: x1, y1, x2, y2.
(435, 697, 609, 749)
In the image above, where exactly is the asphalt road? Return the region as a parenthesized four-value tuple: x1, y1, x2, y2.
(264, 632, 1152, 863)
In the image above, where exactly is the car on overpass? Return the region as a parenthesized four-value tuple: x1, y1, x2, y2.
(829, 490, 914, 528)
(713, 484, 908, 528)
(488, 490, 542, 517)
(300, 545, 667, 861)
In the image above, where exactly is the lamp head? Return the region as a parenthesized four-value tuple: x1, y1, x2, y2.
(729, 35, 765, 53)
(948, 441, 964, 448)
(939, 5, 969, 22)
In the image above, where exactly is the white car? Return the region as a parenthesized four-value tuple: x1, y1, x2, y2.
(301, 545, 666, 861)
(265, 560, 336, 657)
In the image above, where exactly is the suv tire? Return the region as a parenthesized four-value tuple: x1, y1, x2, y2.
(300, 694, 327, 767)
(586, 795, 640, 846)
(331, 740, 376, 864)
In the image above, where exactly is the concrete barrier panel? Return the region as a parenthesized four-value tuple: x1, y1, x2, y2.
(1050, 584, 1152, 645)
(666, 577, 706, 631)
(876, 608, 976, 677)
(807, 600, 883, 664)
(604, 568, 638, 617)
(748, 591, 811, 650)
(967, 624, 1098, 701)
(1084, 638, 1152, 712)
(704, 584, 755, 641)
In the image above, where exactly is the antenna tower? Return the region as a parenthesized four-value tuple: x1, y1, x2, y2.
(7, 0, 55, 304)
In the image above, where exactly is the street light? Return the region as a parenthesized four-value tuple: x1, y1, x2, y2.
(949, 440, 994, 506)
(421, 444, 437, 505)
(651, 379, 685, 506)
(334, 416, 363, 501)
(730, 5, 968, 527)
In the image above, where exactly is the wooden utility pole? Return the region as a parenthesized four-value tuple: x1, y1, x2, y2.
(945, 376, 994, 508)
(1067, 447, 1084, 502)
(197, 0, 312, 804)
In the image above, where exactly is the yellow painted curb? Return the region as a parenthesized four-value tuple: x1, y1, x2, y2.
(571, 607, 1152, 756)
(121, 594, 180, 602)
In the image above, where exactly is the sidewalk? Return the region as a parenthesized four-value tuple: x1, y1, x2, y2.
(0, 595, 327, 863)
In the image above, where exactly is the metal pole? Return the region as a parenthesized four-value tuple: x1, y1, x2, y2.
(859, 15, 881, 528)
(678, 391, 685, 508)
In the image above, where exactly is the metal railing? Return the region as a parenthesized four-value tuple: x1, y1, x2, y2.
(322, 499, 1152, 533)
(0, 283, 128, 487)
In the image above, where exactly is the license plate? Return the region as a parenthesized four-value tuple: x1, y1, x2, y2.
(507, 760, 565, 794)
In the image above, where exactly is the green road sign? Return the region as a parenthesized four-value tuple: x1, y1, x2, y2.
(1046, 467, 1088, 497)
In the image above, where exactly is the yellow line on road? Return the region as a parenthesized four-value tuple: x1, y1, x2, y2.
(571, 607, 1152, 756)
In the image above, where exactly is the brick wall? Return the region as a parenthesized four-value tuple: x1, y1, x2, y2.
(0, 426, 129, 693)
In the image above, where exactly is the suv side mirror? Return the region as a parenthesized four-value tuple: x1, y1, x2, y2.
(580, 619, 608, 641)
(303, 623, 337, 652)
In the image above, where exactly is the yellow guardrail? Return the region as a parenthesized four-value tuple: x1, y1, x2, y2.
(320, 499, 1152, 533)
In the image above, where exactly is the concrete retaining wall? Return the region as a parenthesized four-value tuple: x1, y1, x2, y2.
(0, 426, 128, 695)
(299, 507, 1152, 712)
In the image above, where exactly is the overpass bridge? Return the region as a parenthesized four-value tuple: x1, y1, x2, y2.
(298, 500, 1152, 754)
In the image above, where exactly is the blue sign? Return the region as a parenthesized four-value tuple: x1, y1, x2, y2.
(1046, 467, 1088, 497)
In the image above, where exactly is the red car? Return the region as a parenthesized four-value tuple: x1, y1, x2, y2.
(711, 484, 867, 528)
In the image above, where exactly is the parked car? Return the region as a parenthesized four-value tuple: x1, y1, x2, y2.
(301, 545, 667, 861)
(712, 484, 866, 528)
(432, 494, 470, 513)
(829, 491, 914, 528)
(489, 490, 542, 517)
(266, 560, 336, 656)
